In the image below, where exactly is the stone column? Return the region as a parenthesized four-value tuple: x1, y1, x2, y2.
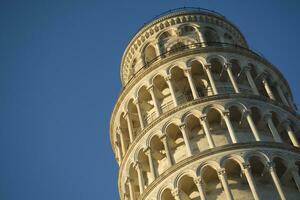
(290, 166, 300, 192)
(267, 162, 287, 200)
(160, 135, 173, 167)
(244, 66, 259, 95)
(264, 114, 282, 143)
(165, 75, 179, 106)
(134, 98, 145, 129)
(118, 128, 126, 156)
(199, 115, 215, 148)
(194, 177, 207, 200)
(218, 168, 234, 200)
(242, 163, 261, 200)
(144, 147, 156, 181)
(124, 112, 134, 142)
(244, 110, 261, 141)
(204, 64, 218, 95)
(172, 188, 181, 200)
(126, 177, 135, 200)
(223, 112, 238, 143)
(115, 141, 122, 163)
(134, 162, 145, 194)
(184, 68, 199, 99)
(225, 63, 240, 93)
(282, 122, 300, 147)
(179, 124, 193, 156)
(276, 84, 290, 106)
(262, 76, 276, 100)
(147, 85, 162, 116)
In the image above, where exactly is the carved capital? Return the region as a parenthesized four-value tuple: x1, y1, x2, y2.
(179, 123, 186, 130)
(222, 111, 230, 117)
(133, 98, 140, 105)
(242, 162, 251, 170)
(165, 75, 172, 82)
(172, 188, 181, 197)
(147, 84, 154, 92)
(266, 161, 275, 171)
(224, 62, 232, 70)
(199, 115, 207, 121)
(204, 64, 212, 70)
(217, 168, 226, 176)
(194, 177, 203, 185)
(159, 134, 167, 142)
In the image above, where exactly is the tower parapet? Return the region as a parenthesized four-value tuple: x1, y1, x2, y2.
(110, 7, 300, 200)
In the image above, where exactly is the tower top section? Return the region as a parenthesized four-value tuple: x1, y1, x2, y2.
(120, 7, 248, 86)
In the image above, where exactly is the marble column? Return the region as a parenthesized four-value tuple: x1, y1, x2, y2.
(267, 162, 287, 200)
(124, 112, 134, 142)
(126, 177, 135, 200)
(262, 75, 276, 100)
(148, 85, 162, 116)
(244, 110, 261, 141)
(199, 115, 215, 148)
(179, 124, 193, 156)
(194, 177, 207, 200)
(134, 162, 145, 193)
(160, 135, 173, 167)
(134, 98, 145, 129)
(264, 114, 282, 143)
(218, 168, 234, 200)
(144, 147, 156, 181)
(118, 128, 127, 156)
(282, 122, 300, 147)
(242, 163, 261, 200)
(165, 75, 179, 106)
(223, 112, 238, 143)
(184, 68, 199, 99)
(276, 84, 290, 106)
(225, 63, 240, 93)
(244, 66, 259, 95)
(204, 64, 218, 95)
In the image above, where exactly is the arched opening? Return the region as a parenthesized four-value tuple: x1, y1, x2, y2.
(223, 32, 235, 44)
(202, 27, 220, 46)
(229, 105, 253, 142)
(179, 25, 196, 36)
(190, 60, 209, 97)
(178, 175, 200, 200)
(153, 75, 173, 113)
(138, 86, 155, 125)
(274, 157, 299, 198)
(210, 58, 232, 94)
(207, 108, 230, 146)
(166, 123, 186, 163)
(169, 42, 187, 55)
(224, 159, 253, 199)
(128, 99, 141, 136)
(149, 135, 167, 176)
(250, 107, 272, 142)
(249, 156, 280, 199)
(144, 44, 157, 64)
(159, 31, 172, 54)
(161, 188, 175, 200)
(185, 114, 203, 153)
(170, 66, 193, 103)
(137, 149, 151, 186)
(201, 165, 223, 199)
(129, 163, 140, 199)
(119, 113, 130, 153)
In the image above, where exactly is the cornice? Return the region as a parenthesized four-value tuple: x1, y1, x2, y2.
(116, 94, 300, 169)
(110, 47, 295, 150)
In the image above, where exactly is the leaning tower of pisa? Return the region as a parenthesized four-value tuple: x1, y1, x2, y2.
(110, 8, 300, 200)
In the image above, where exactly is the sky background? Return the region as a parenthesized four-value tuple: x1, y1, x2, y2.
(1, 0, 300, 200)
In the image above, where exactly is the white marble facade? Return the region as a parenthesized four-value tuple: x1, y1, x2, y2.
(110, 8, 300, 200)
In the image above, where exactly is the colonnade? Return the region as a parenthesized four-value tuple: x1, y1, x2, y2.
(124, 155, 300, 200)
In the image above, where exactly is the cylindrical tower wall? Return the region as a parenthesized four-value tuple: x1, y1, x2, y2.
(110, 8, 300, 200)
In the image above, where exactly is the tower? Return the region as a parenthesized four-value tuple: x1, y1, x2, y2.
(110, 8, 300, 200)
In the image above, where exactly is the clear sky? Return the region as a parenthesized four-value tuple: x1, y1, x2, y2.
(1, 0, 300, 200)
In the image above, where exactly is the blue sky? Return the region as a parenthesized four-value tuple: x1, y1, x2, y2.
(1, 0, 300, 200)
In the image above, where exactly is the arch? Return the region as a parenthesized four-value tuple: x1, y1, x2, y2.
(177, 174, 200, 200)
(143, 43, 157, 64)
(174, 170, 197, 188)
(201, 26, 221, 45)
(152, 74, 173, 113)
(160, 187, 175, 200)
